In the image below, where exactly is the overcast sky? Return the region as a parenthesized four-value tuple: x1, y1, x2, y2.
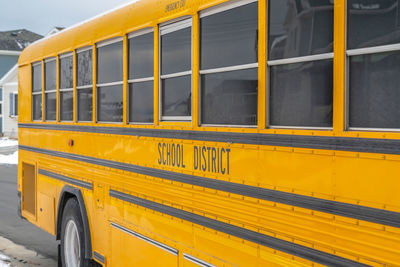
(0, 0, 135, 36)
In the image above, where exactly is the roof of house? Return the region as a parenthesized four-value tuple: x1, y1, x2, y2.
(0, 29, 43, 51)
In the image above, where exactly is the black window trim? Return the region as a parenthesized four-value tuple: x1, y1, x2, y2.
(127, 27, 155, 125)
(76, 46, 93, 123)
(159, 17, 193, 122)
(95, 37, 124, 124)
(199, 0, 259, 128)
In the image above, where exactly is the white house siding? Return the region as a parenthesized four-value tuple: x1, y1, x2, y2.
(0, 65, 18, 138)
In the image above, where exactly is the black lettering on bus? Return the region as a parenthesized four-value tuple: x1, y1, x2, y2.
(207, 147, 211, 172)
(193, 146, 198, 170)
(226, 148, 230, 175)
(202, 146, 207, 171)
(171, 144, 175, 166)
(162, 143, 166, 165)
(211, 148, 216, 173)
(177, 144, 180, 167)
(221, 148, 225, 174)
(181, 145, 185, 168)
(158, 143, 162, 164)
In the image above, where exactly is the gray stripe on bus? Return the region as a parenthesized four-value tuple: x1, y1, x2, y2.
(18, 123, 400, 155)
(93, 251, 105, 264)
(38, 169, 93, 190)
(21, 145, 400, 228)
(110, 222, 178, 256)
(109, 189, 366, 267)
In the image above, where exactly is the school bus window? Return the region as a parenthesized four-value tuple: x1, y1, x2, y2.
(32, 62, 42, 121)
(347, 0, 400, 129)
(44, 58, 57, 121)
(268, 0, 333, 128)
(160, 19, 192, 121)
(128, 30, 154, 123)
(200, 0, 258, 126)
(76, 47, 93, 122)
(96, 39, 123, 123)
(59, 53, 73, 121)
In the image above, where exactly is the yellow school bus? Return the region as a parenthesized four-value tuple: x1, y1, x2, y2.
(17, 0, 400, 266)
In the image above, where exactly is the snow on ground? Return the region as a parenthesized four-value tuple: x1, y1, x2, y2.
(0, 151, 18, 165)
(0, 252, 10, 267)
(0, 138, 17, 148)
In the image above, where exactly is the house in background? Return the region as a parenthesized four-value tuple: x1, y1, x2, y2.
(0, 29, 42, 137)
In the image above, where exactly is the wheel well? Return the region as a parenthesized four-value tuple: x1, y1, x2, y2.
(56, 185, 93, 260)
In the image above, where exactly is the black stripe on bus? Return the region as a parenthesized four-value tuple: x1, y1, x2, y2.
(38, 169, 93, 190)
(20, 145, 400, 228)
(93, 251, 105, 264)
(18, 123, 400, 155)
(109, 189, 366, 267)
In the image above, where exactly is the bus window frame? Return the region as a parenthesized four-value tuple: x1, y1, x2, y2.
(159, 18, 193, 122)
(58, 52, 74, 122)
(75, 46, 93, 123)
(198, 0, 259, 128)
(44, 57, 57, 122)
(127, 27, 155, 125)
(266, 0, 334, 131)
(31, 61, 43, 122)
(95, 37, 124, 124)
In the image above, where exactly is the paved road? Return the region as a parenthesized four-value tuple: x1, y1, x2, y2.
(0, 164, 58, 261)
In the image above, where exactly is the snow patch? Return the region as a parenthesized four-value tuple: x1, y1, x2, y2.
(0, 252, 10, 267)
(0, 151, 18, 165)
(0, 138, 18, 148)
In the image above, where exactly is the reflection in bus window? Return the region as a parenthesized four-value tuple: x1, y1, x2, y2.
(128, 31, 154, 123)
(200, 1, 258, 125)
(268, 0, 334, 60)
(77, 48, 93, 122)
(45, 58, 57, 121)
(59, 54, 73, 121)
(32, 62, 42, 121)
(348, 0, 400, 49)
(96, 40, 123, 122)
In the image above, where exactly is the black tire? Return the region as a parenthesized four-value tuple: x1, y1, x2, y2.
(60, 198, 86, 267)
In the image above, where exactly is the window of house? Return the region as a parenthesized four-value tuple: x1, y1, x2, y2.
(32, 61, 42, 121)
(268, 0, 334, 128)
(76, 47, 93, 122)
(200, 0, 258, 126)
(59, 53, 73, 121)
(347, 0, 400, 129)
(96, 38, 123, 122)
(128, 29, 154, 123)
(160, 19, 192, 121)
(9, 92, 18, 116)
(45, 58, 57, 121)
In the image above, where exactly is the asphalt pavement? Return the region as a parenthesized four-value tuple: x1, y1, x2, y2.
(0, 164, 58, 262)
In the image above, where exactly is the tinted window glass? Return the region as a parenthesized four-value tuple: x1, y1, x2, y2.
(161, 27, 191, 75)
(200, 2, 258, 69)
(162, 75, 191, 116)
(77, 49, 93, 87)
(270, 59, 333, 127)
(349, 51, 400, 128)
(129, 81, 153, 122)
(33, 95, 42, 120)
(268, 0, 334, 60)
(201, 68, 257, 125)
(60, 91, 73, 121)
(129, 32, 154, 79)
(45, 92, 57, 120)
(97, 85, 123, 122)
(14, 94, 18, 116)
(45, 60, 57, 90)
(348, 0, 400, 49)
(97, 41, 123, 84)
(78, 88, 93, 121)
(60, 55, 73, 89)
(32, 63, 42, 92)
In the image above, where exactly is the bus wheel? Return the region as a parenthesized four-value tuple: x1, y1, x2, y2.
(61, 198, 86, 267)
